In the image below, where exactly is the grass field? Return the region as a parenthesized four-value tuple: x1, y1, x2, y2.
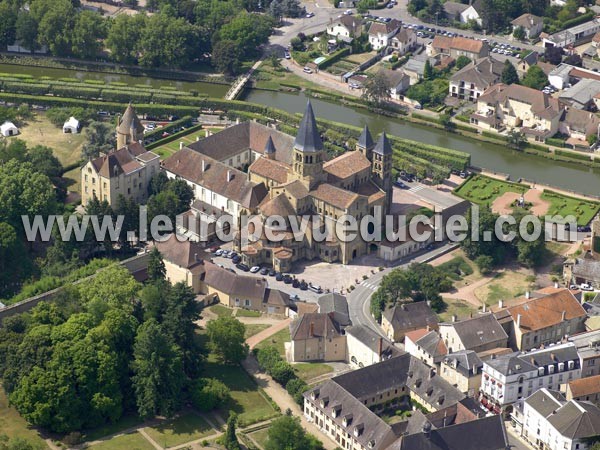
(454, 175, 527, 205)
(202, 354, 279, 427)
(439, 298, 479, 322)
(541, 191, 600, 225)
(81, 414, 143, 442)
(252, 59, 326, 92)
(244, 323, 271, 339)
(474, 271, 533, 306)
(248, 427, 270, 449)
(91, 432, 154, 450)
(293, 363, 333, 382)
(255, 327, 290, 357)
(208, 304, 233, 318)
(145, 413, 214, 448)
(0, 387, 47, 448)
(236, 308, 262, 318)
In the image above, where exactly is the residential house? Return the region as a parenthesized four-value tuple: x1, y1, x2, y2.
(559, 79, 600, 110)
(518, 51, 539, 75)
(327, 15, 363, 42)
(346, 325, 402, 368)
(516, 389, 600, 450)
(440, 350, 483, 396)
(289, 312, 347, 362)
(381, 302, 439, 342)
(449, 56, 504, 102)
(318, 292, 351, 327)
(566, 374, 600, 405)
(443, 1, 482, 26)
(494, 287, 587, 351)
(405, 328, 448, 366)
(377, 222, 435, 261)
(380, 69, 411, 100)
(390, 28, 417, 55)
(153, 234, 209, 293)
(80, 143, 160, 206)
(438, 313, 508, 354)
(428, 35, 489, 60)
(511, 13, 543, 39)
(203, 263, 293, 315)
(403, 57, 435, 84)
(569, 329, 600, 378)
(548, 63, 574, 90)
(470, 83, 563, 141)
(559, 108, 600, 149)
(480, 342, 581, 414)
(543, 18, 600, 48)
(565, 258, 600, 289)
(368, 19, 401, 51)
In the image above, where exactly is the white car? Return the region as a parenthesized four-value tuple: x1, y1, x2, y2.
(305, 12, 315, 18)
(250, 266, 261, 273)
(303, 66, 313, 73)
(569, 284, 579, 290)
(344, 9, 353, 14)
(580, 283, 594, 291)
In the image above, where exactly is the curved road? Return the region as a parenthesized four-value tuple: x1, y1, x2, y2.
(347, 242, 459, 337)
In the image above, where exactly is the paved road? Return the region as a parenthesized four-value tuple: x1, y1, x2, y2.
(346, 242, 459, 337)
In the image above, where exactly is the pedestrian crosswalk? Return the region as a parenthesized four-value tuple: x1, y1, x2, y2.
(409, 184, 425, 193)
(360, 281, 380, 291)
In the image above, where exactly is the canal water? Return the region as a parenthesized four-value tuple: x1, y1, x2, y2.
(246, 90, 600, 197)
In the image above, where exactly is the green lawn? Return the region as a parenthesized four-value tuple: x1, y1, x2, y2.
(91, 432, 154, 450)
(236, 308, 262, 318)
(293, 363, 333, 382)
(244, 323, 271, 339)
(439, 298, 479, 322)
(541, 191, 600, 225)
(202, 354, 279, 427)
(150, 127, 222, 159)
(254, 327, 290, 357)
(248, 427, 270, 449)
(145, 412, 215, 448)
(81, 414, 143, 442)
(0, 388, 47, 448)
(454, 174, 527, 205)
(208, 304, 233, 318)
(474, 271, 533, 306)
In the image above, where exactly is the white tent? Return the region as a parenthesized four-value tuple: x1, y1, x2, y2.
(0, 121, 18, 137)
(63, 117, 80, 134)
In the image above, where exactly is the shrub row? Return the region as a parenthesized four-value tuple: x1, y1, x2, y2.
(318, 47, 351, 70)
(145, 122, 204, 150)
(255, 347, 307, 406)
(555, 149, 592, 161)
(546, 137, 567, 148)
(561, 12, 595, 31)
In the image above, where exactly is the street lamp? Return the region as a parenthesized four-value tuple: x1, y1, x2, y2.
(435, 11, 439, 27)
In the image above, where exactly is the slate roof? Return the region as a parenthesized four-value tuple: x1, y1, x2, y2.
(161, 148, 268, 209)
(291, 312, 343, 340)
(323, 150, 371, 181)
(442, 350, 483, 377)
(407, 357, 466, 408)
(395, 415, 509, 450)
(507, 288, 586, 332)
(485, 342, 580, 376)
(478, 83, 563, 121)
(373, 132, 393, 156)
(450, 56, 503, 90)
(264, 135, 276, 154)
(358, 125, 374, 149)
(549, 400, 600, 439)
(294, 100, 323, 153)
(117, 104, 145, 135)
(524, 388, 565, 417)
(521, 51, 539, 66)
(154, 234, 208, 269)
(318, 292, 351, 326)
(383, 302, 439, 334)
(572, 258, 600, 283)
(443, 1, 470, 16)
(345, 325, 403, 359)
(442, 314, 507, 350)
(90, 142, 149, 177)
(511, 13, 543, 29)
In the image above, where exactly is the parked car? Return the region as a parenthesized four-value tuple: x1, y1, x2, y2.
(236, 263, 250, 272)
(305, 11, 315, 17)
(299, 281, 308, 290)
(292, 279, 300, 288)
(580, 283, 594, 291)
(250, 266, 261, 273)
(268, 268, 277, 276)
(569, 284, 579, 290)
(221, 250, 230, 258)
(303, 67, 313, 74)
(394, 180, 406, 188)
(215, 249, 224, 256)
(260, 267, 269, 275)
(275, 272, 284, 281)
(232, 255, 241, 264)
(290, 294, 300, 301)
(283, 275, 293, 284)
(229, 251, 238, 259)
(284, 52, 291, 59)
(309, 284, 322, 294)
(344, 9, 352, 14)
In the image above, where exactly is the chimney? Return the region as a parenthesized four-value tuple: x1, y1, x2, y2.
(499, 299, 504, 309)
(452, 314, 458, 322)
(196, 136, 200, 141)
(526, 291, 531, 299)
(429, 367, 436, 379)
(426, 300, 431, 307)
(205, 129, 210, 137)
(378, 337, 383, 357)
(227, 170, 233, 182)
(516, 313, 522, 329)
(236, 117, 240, 125)
(202, 159, 206, 172)
(194, 253, 198, 261)
(426, 325, 431, 332)
(562, 310, 566, 321)
(483, 303, 487, 312)
(554, 281, 559, 289)
(550, 352, 556, 361)
(309, 322, 314, 338)
(179, 141, 184, 150)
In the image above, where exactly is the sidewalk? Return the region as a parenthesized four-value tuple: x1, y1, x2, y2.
(246, 318, 290, 349)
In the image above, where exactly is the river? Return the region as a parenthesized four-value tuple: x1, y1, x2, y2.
(246, 90, 600, 197)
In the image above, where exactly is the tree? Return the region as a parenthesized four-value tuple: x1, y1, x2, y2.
(521, 65, 548, 90)
(361, 70, 390, 106)
(455, 55, 471, 70)
(424, 60, 435, 80)
(147, 247, 166, 282)
(0, 2, 17, 50)
(461, 206, 507, 264)
(78, 265, 140, 314)
(191, 378, 230, 412)
(34, 0, 75, 56)
(131, 319, 184, 419)
(206, 316, 248, 364)
(215, 12, 273, 58)
(544, 45, 563, 65)
(270, 361, 296, 385)
(106, 14, 146, 64)
(474, 254, 494, 275)
(501, 60, 519, 85)
(564, 53, 582, 67)
(285, 377, 308, 405)
(587, 133, 598, 146)
(439, 113, 455, 131)
(507, 129, 526, 150)
(212, 39, 241, 75)
(265, 415, 324, 450)
(512, 25, 525, 40)
(26, 145, 63, 178)
(224, 412, 240, 450)
(82, 121, 116, 159)
(71, 10, 106, 59)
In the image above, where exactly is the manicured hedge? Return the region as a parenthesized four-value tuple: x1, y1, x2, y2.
(555, 149, 592, 161)
(318, 47, 351, 70)
(546, 137, 567, 148)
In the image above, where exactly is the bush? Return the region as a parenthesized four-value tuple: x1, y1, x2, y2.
(286, 378, 308, 405)
(270, 361, 296, 386)
(191, 378, 231, 412)
(256, 346, 281, 373)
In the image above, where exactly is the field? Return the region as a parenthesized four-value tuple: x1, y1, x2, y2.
(254, 327, 290, 357)
(474, 271, 534, 306)
(202, 354, 279, 427)
(438, 298, 479, 322)
(454, 175, 527, 205)
(244, 323, 271, 338)
(145, 412, 215, 448)
(252, 59, 326, 91)
(236, 308, 262, 318)
(541, 191, 600, 225)
(208, 304, 233, 318)
(150, 127, 211, 159)
(293, 363, 333, 382)
(247, 426, 270, 449)
(0, 387, 47, 448)
(91, 432, 154, 450)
